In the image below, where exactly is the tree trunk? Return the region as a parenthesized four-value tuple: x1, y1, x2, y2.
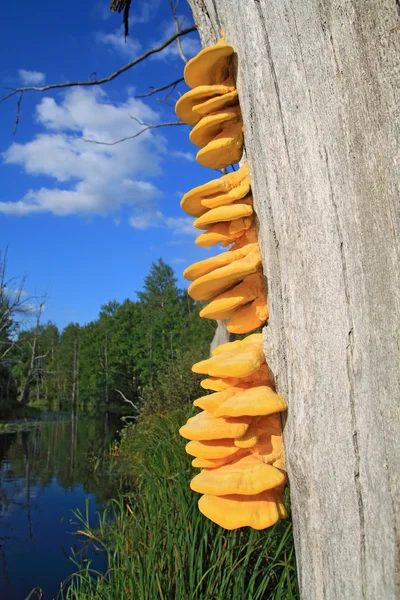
(188, 2, 400, 598)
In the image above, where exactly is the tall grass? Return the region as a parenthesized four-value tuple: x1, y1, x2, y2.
(60, 409, 299, 600)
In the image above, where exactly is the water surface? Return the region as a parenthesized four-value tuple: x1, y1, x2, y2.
(0, 411, 122, 599)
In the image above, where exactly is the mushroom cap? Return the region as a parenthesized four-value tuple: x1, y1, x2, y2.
(234, 417, 260, 448)
(214, 386, 287, 418)
(193, 201, 253, 230)
(192, 338, 265, 378)
(200, 364, 272, 392)
(175, 85, 238, 126)
(184, 39, 234, 89)
(196, 121, 243, 170)
(226, 297, 269, 334)
(190, 453, 285, 495)
(179, 410, 251, 441)
(185, 438, 241, 459)
(200, 273, 264, 320)
(193, 387, 242, 413)
(257, 413, 282, 435)
(184, 242, 257, 281)
(190, 107, 242, 148)
(192, 456, 237, 469)
(188, 246, 262, 301)
(251, 430, 284, 466)
(198, 490, 282, 530)
(180, 162, 250, 217)
(195, 222, 241, 248)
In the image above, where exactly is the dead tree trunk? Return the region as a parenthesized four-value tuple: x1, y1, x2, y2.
(188, 2, 400, 598)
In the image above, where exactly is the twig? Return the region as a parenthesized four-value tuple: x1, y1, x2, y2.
(135, 77, 184, 99)
(0, 26, 196, 105)
(168, 0, 188, 64)
(114, 389, 140, 412)
(13, 92, 23, 135)
(82, 118, 186, 146)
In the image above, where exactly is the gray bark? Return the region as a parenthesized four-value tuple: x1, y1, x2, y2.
(188, 1, 400, 598)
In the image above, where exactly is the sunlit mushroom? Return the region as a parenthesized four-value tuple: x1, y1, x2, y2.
(176, 85, 238, 126)
(192, 335, 265, 379)
(179, 410, 251, 441)
(188, 245, 262, 301)
(193, 387, 242, 413)
(185, 438, 241, 460)
(226, 296, 269, 334)
(184, 38, 234, 89)
(190, 107, 242, 148)
(199, 273, 265, 320)
(214, 386, 287, 418)
(195, 222, 256, 248)
(180, 162, 250, 217)
(190, 453, 285, 495)
(234, 417, 260, 448)
(184, 242, 257, 282)
(196, 120, 243, 170)
(198, 490, 284, 530)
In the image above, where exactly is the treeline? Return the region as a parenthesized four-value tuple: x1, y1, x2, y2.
(0, 258, 215, 416)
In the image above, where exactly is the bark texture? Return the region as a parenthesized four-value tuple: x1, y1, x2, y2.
(188, 1, 400, 598)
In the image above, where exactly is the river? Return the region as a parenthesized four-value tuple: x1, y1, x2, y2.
(0, 410, 124, 599)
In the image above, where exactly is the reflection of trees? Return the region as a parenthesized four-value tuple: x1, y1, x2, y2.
(1, 412, 122, 506)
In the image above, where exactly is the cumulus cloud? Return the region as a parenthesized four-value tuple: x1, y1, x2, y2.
(129, 211, 196, 236)
(95, 28, 142, 58)
(171, 151, 195, 162)
(18, 69, 46, 85)
(1, 88, 165, 217)
(151, 17, 201, 62)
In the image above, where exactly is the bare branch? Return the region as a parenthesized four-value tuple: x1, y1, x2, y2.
(0, 26, 196, 105)
(168, 0, 188, 64)
(114, 389, 140, 412)
(135, 77, 184, 99)
(82, 117, 186, 146)
(13, 92, 23, 135)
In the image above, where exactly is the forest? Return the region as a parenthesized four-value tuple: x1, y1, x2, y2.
(0, 254, 215, 417)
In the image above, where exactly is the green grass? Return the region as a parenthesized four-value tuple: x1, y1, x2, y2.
(58, 409, 299, 600)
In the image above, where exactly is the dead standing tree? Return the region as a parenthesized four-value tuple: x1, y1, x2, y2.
(187, 2, 400, 599)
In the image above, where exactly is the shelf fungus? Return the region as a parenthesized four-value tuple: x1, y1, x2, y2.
(176, 37, 287, 530)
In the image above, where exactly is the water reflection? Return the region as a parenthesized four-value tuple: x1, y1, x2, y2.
(0, 411, 122, 600)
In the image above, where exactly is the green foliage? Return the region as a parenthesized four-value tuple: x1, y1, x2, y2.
(8, 259, 215, 411)
(60, 409, 299, 600)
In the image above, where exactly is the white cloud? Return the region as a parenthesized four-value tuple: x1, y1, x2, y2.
(129, 211, 196, 237)
(131, 0, 161, 23)
(172, 151, 195, 162)
(170, 257, 186, 264)
(18, 69, 45, 85)
(166, 216, 196, 236)
(1, 88, 165, 217)
(95, 28, 142, 58)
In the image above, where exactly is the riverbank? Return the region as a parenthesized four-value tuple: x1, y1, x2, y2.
(60, 409, 299, 600)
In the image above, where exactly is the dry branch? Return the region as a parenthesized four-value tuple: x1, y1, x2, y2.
(82, 117, 186, 146)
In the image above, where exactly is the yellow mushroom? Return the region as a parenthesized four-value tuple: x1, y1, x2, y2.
(234, 416, 260, 448)
(251, 430, 284, 466)
(184, 38, 234, 89)
(193, 201, 253, 231)
(192, 456, 236, 469)
(198, 490, 283, 530)
(185, 438, 241, 460)
(184, 243, 257, 282)
(199, 273, 265, 320)
(200, 364, 272, 392)
(226, 296, 269, 334)
(180, 162, 250, 217)
(195, 222, 253, 248)
(214, 386, 287, 418)
(211, 333, 263, 355)
(190, 106, 242, 148)
(193, 387, 242, 413)
(192, 335, 265, 378)
(175, 85, 238, 126)
(190, 453, 285, 495)
(188, 245, 262, 301)
(179, 410, 251, 441)
(196, 120, 243, 170)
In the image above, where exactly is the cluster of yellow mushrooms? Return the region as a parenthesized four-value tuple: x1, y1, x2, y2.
(175, 38, 288, 530)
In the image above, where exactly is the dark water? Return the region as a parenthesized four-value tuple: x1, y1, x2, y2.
(0, 411, 123, 600)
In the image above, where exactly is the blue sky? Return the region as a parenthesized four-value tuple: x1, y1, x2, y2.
(1, 0, 216, 330)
